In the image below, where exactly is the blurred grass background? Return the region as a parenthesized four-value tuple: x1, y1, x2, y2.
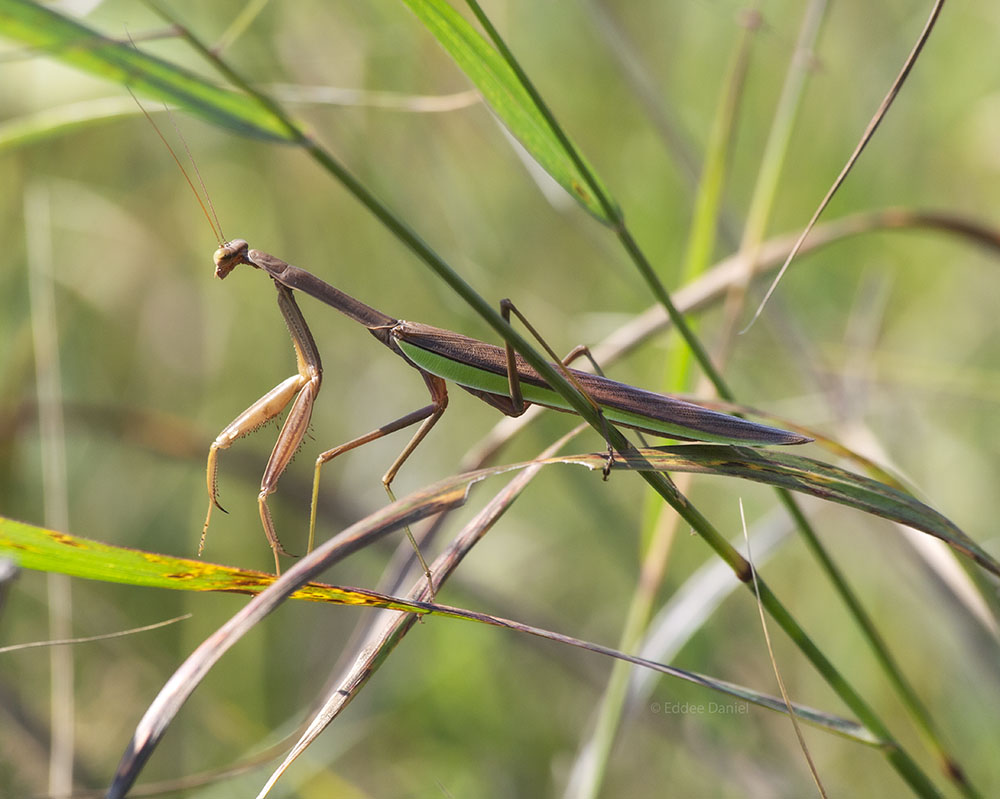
(1, 0, 999, 796)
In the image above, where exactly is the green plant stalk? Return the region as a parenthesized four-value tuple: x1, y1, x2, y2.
(780, 496, 976, 796)
(25, 180, 75, 798)
(718, 0, 827, 355)
(708, 1, 977, 791)
(582, 0, 741, 248)
(565, 507, 676, 799)
(459, 0, 732, 399)
(573, 21, 761, 798)
(655, 479, 944, 799)
(670, 12, 758, 391)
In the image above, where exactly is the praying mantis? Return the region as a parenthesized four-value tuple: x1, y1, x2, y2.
(202, 239, 811, 573)
(123, 80, 809, 575)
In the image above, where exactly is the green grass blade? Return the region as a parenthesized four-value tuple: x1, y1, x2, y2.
(604, 446, 999, 578)
(0, 0, 290, 141)
(666, 19, 758, 399)
(9, 444, 986, 597)
(399, 0, 618, 223)
(0, 515, 426, 609)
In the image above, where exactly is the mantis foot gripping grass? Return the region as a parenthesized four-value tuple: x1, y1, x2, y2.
(202, 239, 810, 574)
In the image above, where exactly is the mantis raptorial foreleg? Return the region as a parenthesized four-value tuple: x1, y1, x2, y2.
(202, 280, 321, 574)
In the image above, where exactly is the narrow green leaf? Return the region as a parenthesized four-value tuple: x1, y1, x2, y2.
(606, 445, 1000, 577)
(0, 515, 427, 609)
(8, 440, 991, 590)
(0, 0, 290, 141)
(399, 0, 618, 223)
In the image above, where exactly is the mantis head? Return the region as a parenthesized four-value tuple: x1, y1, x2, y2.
(214, 239, 251, 279)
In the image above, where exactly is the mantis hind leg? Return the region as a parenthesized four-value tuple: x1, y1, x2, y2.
(499, 299, 618, 478)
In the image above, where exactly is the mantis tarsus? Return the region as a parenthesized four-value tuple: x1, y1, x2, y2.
(202, 239, 810, 573)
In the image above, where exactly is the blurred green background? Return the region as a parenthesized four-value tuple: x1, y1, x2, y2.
(1, 0, 999, 796)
